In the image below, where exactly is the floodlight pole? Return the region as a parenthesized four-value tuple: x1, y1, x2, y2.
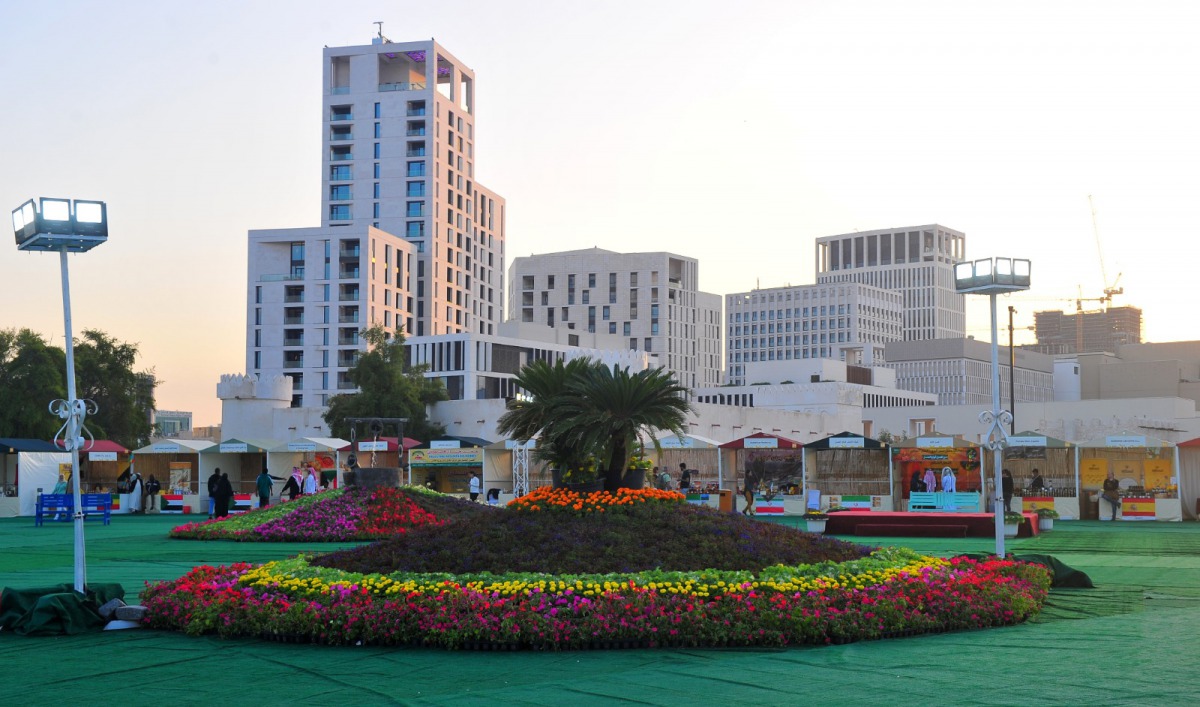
(60, 250, 88, 593)
(985, 293, 1008, 557)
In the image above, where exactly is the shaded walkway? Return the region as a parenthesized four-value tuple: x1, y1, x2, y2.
(2, 516, 1198, 705)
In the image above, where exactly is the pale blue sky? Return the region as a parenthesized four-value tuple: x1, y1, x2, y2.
(3, 0, 1198, 424)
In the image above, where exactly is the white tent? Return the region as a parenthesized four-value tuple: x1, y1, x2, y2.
(268, 437, 350, 488)
(0, 439, 71, 517)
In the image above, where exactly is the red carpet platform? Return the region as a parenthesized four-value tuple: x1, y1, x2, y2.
(825, 511, 1039, 538)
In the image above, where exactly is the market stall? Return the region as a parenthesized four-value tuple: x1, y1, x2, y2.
(268, 437, 350, 491)
(0, 438, 70, 517)
(1178, 437, 1200, 521)
(718, 432, 805, 515)
(890, 432, 983, 512)
(1003, 432, 1079, 519)
(803, 431, 892, 511)
(651, 433, 722, 493)
(340, 437, 421, 483)
(200, 439, 279, 511)
(1075, 432, 1181, 521)
(481, 440, 533, 503)
(408, 436, 492, 496)
(130, 439, 215, 514)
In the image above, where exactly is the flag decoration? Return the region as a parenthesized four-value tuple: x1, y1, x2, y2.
(160, 494, 184, 514)
(1120, 497, 1155, 520)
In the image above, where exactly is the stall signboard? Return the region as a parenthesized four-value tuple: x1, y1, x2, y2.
(1106, 435, 1147, 447)
(288, 442, 317, 452)
(1121, 497, 1155, 519)
(219, 443, 248, 453)
(431, 440, 461, 449)
(1008, 436, 1048, 447)
(409, 448, 484, 466)
(152, 443, 182, 453)
(829, 437, 866, 449)
(917, 436, 955, 448)
(660, 436, 698, 449)
(1022, 496, 1055, 513)
(358, 441, 389, 452)
(89, 451, 118, 462)
(744, 438, 779, 449)
(1080, 458, 1109, 488)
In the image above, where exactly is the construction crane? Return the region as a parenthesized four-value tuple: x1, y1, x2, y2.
(1089, 195, 1124, 304)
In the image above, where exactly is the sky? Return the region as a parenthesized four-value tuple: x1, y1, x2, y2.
(2, 0, 1198, 426)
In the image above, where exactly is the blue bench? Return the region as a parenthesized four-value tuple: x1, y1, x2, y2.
(908, 492, 981, 513)
(35, 493, 112, 526)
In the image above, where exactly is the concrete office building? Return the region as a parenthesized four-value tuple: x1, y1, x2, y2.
(814, 225, 967, 341)
(507, 248, 723, 388)
(883, 338, 1054, 407)
(1029, 305, 1142, 355)
(724, 282, 903, 386)
(246, 36, 506, 407)
(406, 321, 652, 401)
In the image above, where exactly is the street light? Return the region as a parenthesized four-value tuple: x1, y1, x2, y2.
(12, 197, 108, 593)
(955, 257, 1031, 556)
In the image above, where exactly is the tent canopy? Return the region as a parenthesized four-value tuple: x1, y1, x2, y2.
(1075, 431, 1176, 448)
(650, 432, 721, 450)
(890, 431, 981, 448)
(807, 431, 886, 450)
(131, 439, 215, 454)
(413, 435, 493, 449)
(202, 438, 279, 454)
(54, 439, 129, 454)
(0, 438, 62, 454)
(338, 436, 422, 452)
(269, 437, 350, 453)
(1180, 437, 1200, 448)
(719, 432, 803, 450)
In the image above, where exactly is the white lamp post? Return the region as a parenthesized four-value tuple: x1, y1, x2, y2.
(12, 197, 108, 593)
(954, 257, 1031, 556)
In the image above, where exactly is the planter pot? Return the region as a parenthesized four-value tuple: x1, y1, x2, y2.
(806, 518, 828, 534)
(621, 468, 646, 489)
(1038, 518, 1054, 531)
(564, 479, 604, 494)
(1003, 522, 1019, 538)
(551, 468, 565, 488)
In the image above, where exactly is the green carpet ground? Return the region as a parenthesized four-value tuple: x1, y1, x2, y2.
(2, 514, 1197, 705)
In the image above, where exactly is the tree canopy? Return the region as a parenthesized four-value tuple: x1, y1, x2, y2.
(497, 358, 694, 491)
(322, 325, 447, 442)
(0, 328, 156, 448)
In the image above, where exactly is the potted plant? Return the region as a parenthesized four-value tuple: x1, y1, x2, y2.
(560, 457, 603, 493)
(803, 509, 829, 534)
(623, 453, 653, 489)
(1003, 511, 1025, 538)
(1036, 507, 1060, 531)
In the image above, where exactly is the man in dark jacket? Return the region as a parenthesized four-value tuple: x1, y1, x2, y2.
(207, 468, 221, 519)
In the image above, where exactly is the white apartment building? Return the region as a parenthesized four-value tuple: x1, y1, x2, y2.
(406, 321, 653, 401)
(507, 248, 722, 388)
(323, 37, 506, 337)
(884, 338, 1054, 406)
(815, 225, 966, 341)
(246, 36, 507, 407)
(724, 282, 903, 386)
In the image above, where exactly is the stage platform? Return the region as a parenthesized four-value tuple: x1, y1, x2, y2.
(825, 511, 1039, 538)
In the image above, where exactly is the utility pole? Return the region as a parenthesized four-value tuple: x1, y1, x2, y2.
(1008, 305, 1017, 435)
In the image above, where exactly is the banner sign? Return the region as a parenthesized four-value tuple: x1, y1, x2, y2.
(744, 437, 778, 449)
(409, 448, 484, 466)
(151, 443, 181, 453)
(659, 436, 697, 449)
(1121, 497, 1155, 519)
(1106, 435, 1147, 447)
(219, 443, 248, 453)
(430, 440, 461, 449)
(88, 451, 118, 461)
(1008, 436, 1047, 447)
(830, 437, 865, 449)
(287, 442, 317, 452)
(917, 436, 955, 448)
(358, 441, 389, 452)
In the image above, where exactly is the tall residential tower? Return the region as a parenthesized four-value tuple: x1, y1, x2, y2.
(246, 36, 506, 408)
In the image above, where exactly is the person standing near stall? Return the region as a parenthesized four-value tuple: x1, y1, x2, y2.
(302, 465, 319, 495)
(212, 471, 234, 518)
(1002, 468, 1015, 513)
(256, 468, 274, 509)
(923, 467, 937, 493)
(282, 469, 301, 501)
(469, 471, 482, 502)
(679, 463, 692, 492)
(207, 468, 221, 519)
(145, 475, 161, 513)
(1101, 471, 1122, 521)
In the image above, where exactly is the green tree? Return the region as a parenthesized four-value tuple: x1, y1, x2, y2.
(495, 357, 597, 472)
(323, 325, 447, 442)
(0, 328, 66, 440)
(74, 329, 157, 449)
(560, 363, 694, 492)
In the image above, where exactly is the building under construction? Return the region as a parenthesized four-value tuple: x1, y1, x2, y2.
(1028, 305, 1142, 355)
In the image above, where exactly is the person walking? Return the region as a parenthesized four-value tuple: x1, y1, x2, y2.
(212, 471, 234, 518)
(207, 468, 221, 519)
(302, 466, 319, 495)
(1002, 468, 1015, 513)
(282, 469, 301, 501)
(256, 469, 274, 509)
(469, 471, 481, 502)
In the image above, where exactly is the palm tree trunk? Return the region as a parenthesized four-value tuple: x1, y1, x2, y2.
(604, 437, 627, 492)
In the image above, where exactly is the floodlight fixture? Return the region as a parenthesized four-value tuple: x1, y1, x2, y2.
(12, 197, 108, 252)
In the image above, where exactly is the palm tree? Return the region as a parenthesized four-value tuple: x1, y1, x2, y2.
(553, 363, 694, 492)
(495, 357, 596, 472)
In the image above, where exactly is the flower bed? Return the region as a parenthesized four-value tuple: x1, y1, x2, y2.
(507, 486, 685, 514)
(169, 487, 442, 542)
(141, 548, 1051, 649)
